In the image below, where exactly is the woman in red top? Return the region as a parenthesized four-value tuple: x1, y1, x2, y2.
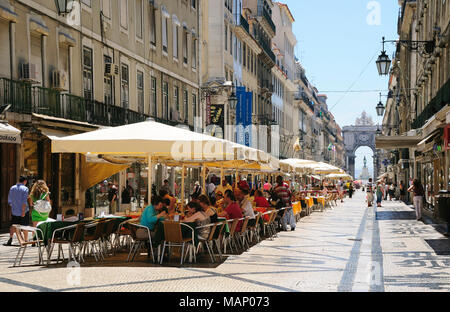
(254, 190, 271, 222)
(218, 190, 243, 232)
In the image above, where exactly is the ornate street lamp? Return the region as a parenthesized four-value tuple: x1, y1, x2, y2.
(376, 93, 385, 117)
(376, 37, 391, 76)
(55, 0, 74, 15)
(228, 91, 238, 110)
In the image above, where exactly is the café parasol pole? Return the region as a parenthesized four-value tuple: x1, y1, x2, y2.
(181, 164, 186, 206)
(147, 154, 152, 205)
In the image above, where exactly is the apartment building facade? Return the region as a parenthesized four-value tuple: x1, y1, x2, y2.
(377, 0, 450, 219)
(0, 0, 201, 226)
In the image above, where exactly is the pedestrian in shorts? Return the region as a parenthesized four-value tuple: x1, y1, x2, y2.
(4, 176, 30, 246)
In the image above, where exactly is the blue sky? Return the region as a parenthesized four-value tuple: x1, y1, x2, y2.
(283, 0, 399, 172)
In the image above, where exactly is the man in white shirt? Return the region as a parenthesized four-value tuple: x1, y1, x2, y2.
(235, 180, 255, 226)
(207, 181, 216, 197)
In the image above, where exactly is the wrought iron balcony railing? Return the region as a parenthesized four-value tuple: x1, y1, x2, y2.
(0, 77, 193, 130)
(412, 78, 449, 129)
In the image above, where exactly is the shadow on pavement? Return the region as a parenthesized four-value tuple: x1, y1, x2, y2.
(376, 211, 417, 220)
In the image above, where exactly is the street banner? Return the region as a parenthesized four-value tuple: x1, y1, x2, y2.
(236, 87, 253, 147)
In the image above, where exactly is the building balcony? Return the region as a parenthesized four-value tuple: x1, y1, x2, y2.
(258, 38, 276, 64)
(240, 15, 250, 35)
(257, 114, 277, 126)
(261, 8, 276, 35)
(412, 78, 450, 129)
(0, 77, 193, 130)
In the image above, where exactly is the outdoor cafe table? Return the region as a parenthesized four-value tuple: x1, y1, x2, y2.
(37, 216, 130, 246)
(304, 197, 314, 209)
(292, 202, 302, 215)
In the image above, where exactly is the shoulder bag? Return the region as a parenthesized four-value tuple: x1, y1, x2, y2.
(34, 192, 52, 214)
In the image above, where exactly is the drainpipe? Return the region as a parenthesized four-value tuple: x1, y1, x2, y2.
(9, 21, 16, 79)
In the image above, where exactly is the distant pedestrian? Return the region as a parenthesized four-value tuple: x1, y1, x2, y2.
(108, 182, 118, 214)
(399, 181, 406, 203)
(366, 178, 374, 207)
(389, 183, 395, 201)
(376, 182, 384, 207)
(4, 176, 29, 246)
(408, 179, 424, 221)
(191, 181, 202, 200)
(336, 178, 344, 203)
(348, 183, 354, 198)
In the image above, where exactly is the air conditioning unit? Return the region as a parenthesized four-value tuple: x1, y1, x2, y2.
(51, 70, 68, 91)
(104, 63, 119, 76)
(21, 63, 37, 82)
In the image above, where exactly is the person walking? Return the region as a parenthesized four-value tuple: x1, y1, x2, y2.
(366, 178, 374, 207)
(4, 176, 30, 246)
(408, 179, 424, 221)
(29, 180, 52, 227)
(399, 180, 406, 203)
(376, 182, 384, 207)
(348, 182, 354, 199)
(389, 183, 395, 201)
(336, 178, 344, 203)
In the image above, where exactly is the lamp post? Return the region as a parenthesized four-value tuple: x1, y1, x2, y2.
(376, 36, 436, 76)
(376, 92, 386, 117)
(55, 0, 74, 15)
(376, 38, 392, 76)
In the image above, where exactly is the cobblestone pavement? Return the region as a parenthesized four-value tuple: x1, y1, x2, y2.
(0, 190, 448, 292)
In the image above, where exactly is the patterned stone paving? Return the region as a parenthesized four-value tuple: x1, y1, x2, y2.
(0, 190, 448, 292)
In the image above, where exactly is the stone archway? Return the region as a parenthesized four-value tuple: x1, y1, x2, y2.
(342, 112, 381, 180)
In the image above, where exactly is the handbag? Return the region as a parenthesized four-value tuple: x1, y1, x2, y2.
(34, 192, 52, 214)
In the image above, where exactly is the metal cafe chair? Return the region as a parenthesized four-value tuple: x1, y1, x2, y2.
(12, 225, 45, 267)
(196, 223, 219, 263)
(235, 217, 250, 251)
(82, 220, 107, 262)
(127, 223, 156, 263)
(246, 212, 262, 244)
(47, 223, 86, 264)
(222, 219, 240, 254)
(159, 221, 196, 265)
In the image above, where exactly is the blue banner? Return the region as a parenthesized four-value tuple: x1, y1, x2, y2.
(236, 87, 252, 146)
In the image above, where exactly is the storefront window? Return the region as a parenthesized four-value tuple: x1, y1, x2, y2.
(88, 173, 119, 216)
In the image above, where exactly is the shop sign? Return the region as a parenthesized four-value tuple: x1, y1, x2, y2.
(445, 125, 450, 151)
(0, 122, 22, 144)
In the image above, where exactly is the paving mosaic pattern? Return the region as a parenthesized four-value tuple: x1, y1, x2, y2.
(0, 191, 448, 292)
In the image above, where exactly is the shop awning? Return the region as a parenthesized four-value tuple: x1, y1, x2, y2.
(39, 127, 70, 140)
(417, 130, 440, 152)
(375, 135, 421, 149)
(0, 122, 21, 144)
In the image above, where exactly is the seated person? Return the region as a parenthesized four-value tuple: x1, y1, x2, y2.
(159, 189, 176, 215)
(140, 196, 167, 232)
(218, 190, 243, 232)
(183, 201, 211, 240)
(235, 181, 255, 226)
(254, 190, 270, 208)
(197, 194, 218, 223)
(254, 190, 271, 222)
(215, 192, 224, 213)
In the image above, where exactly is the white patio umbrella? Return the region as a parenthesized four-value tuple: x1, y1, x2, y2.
(51, 120, 235, 200)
